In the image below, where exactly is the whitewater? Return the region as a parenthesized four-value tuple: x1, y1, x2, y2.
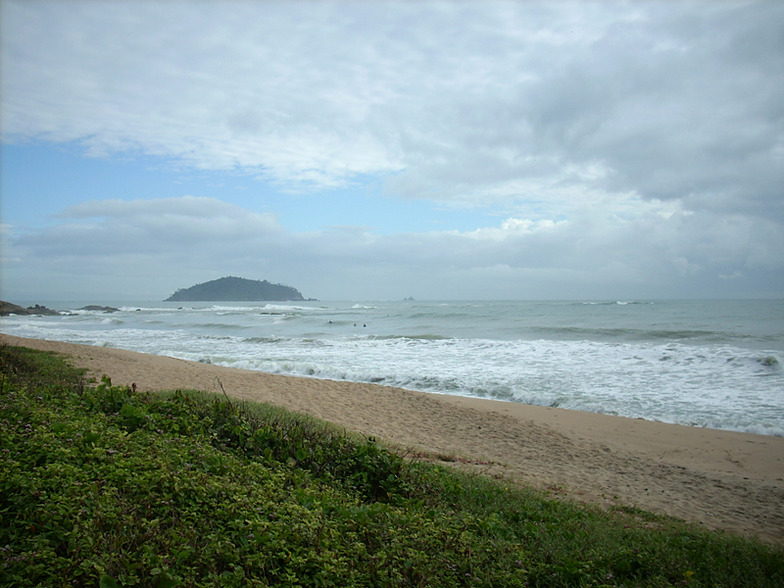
(2, 299, 782, 436)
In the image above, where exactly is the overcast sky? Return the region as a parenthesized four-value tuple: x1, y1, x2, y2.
(1, 0, 782, 302)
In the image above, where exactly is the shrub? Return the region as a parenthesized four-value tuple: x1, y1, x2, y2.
(2, 344, 782, 587)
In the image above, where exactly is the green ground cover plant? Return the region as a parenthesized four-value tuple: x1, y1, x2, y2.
(1, 343, 782, 586)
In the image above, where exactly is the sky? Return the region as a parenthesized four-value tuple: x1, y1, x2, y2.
(1, 0, 783, 302)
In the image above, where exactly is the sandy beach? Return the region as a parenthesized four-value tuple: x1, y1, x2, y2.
(3, 333, 783, 544)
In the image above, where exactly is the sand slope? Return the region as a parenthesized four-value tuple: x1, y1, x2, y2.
(3, 334, 782, 543)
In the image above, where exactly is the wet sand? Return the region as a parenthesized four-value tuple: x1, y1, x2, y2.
(3, 333, 783, 543)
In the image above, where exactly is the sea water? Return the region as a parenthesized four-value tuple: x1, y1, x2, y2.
(2, 299, 782, 436)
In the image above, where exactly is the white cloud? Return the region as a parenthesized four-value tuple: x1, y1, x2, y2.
(3, 196, 782, 301)
(3, 1, 782, 217)
(460, 217, 568, 241)
(1, 1, 783, 300)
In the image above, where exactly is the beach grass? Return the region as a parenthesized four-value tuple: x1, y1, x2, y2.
(1, 344, 782, 587)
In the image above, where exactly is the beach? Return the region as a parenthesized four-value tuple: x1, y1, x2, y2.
(3, 333, 783, 544)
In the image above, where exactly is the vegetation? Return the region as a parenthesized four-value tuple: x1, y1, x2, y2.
(1, 344, 782, 587)
(165, 277, 306, 302)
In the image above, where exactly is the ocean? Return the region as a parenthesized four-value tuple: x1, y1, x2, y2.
(2, 299, 782, 436)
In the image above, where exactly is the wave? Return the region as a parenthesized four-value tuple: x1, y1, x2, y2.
(64, 309, 113, 316)
(261, 304, 318, 312)
(409, 310, 475, 320)
(243, 336, 287, 344)
(193, 322, 247, 330)
(241, 335, 329, 348)
(369, 334, 452, 342)
(579, 301, 653, 306)
(4, 299, 783, 436)
(208, 305, 263, 312)
(528, 325, 734, 343)
(202, 344, 783, 436)
(722, 354, 781, 375)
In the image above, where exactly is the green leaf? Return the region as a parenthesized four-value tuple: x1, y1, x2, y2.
(99, 575, 121, 588)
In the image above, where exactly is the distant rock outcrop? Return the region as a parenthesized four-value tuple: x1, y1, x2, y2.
(79, 305, 120, 313)
(165, 277, 307, 302)
(0, 302, 60, 316)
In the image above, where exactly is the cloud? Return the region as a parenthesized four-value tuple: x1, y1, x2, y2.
(3, 1, 782, 219)
(23, 196, 277, 256)
(3, 196, 782, 301)
(1, 196, 288, 299)
(1, 2, 783, 300)
(1, 1, 407, 189)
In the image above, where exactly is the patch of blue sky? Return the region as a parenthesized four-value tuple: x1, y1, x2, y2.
(1, 142, 503, 235)
(1, 142, 258, 225)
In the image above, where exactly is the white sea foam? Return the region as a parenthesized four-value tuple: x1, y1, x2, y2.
(2, 299, 782, 435)
(261, 304, 318, 312)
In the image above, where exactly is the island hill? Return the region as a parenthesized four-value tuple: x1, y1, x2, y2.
(165, 277, 312, 302)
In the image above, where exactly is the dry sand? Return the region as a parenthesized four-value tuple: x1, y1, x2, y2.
(3, 333, 783, 544)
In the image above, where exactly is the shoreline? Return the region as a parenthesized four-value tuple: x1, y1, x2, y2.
(2, 333, 783, 543)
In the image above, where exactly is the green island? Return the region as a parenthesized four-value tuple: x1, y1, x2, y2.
(1, 344, 782, 587)
(165, 277, 309, 302)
